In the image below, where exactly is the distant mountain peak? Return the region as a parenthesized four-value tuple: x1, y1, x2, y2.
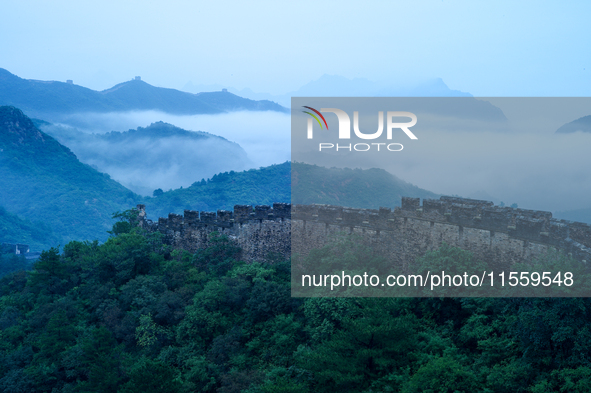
(556, 114, 591, 134)
(0, 68, 18, 79)
(99, 121, 224, 142)
(100, 78, 147, 93)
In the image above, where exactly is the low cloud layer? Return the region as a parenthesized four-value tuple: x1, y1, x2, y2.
(293, 98, 591, 214)
(41, 111, 291, 195)
(298, 128, 591, 212)
(49, 110, 291, 168)
(384, 130, 591, 212)
(40, 106, 591, 214)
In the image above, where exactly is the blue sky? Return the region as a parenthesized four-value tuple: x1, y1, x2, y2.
(1, 0, 590, 95)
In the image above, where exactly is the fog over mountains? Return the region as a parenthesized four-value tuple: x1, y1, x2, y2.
(39, 121, 252, 196)
(0, 106, 441, 250)
(3, 67, 591, 229)
(0, 67, 292, 191)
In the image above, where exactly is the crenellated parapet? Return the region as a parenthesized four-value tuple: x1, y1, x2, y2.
(407, 196, 591, 259)
(138, 203, 291, 232)
(135, 196, 591, 264)
(136, 203, 292, 262)
(290, 196, 591, 263)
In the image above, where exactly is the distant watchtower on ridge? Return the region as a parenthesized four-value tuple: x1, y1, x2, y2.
(134, 76, 141, 81)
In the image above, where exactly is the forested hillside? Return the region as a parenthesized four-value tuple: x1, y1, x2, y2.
(291, 162, 438, 208)
(0, 218, 589, 392)
(143, 163, 291, 219)
(0, 106, 140, 247)
(0, 206, 58, 250)
(143, 162, 438, 221)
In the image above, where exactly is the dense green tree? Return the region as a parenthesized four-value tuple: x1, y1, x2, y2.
(0, 223, 589, 392)
(120, 357, 182, 393)
(402, 355, 478, 393)
(298, 299, 420, 392)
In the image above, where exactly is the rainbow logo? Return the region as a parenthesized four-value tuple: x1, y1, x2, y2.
(302, 106, 329, 130)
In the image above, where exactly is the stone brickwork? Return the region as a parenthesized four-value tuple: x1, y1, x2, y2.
(137, 203, 292, 262)
(137, 196, 591, 266)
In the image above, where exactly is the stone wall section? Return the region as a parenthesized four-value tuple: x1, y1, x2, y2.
(136, 196, 591, 265)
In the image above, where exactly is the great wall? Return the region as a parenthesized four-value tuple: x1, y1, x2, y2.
(136, 196, 591, 269)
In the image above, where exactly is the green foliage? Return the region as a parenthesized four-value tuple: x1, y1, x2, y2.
(109, 208, 140, 236)
(298, 299, 420, 392)
(29, 247, 72, 296)
(136, 313, 169, 348)
(143, 162, 292, 219)
(72, 327, 123, 392)
(402, 355, 478, 393)
(0, 226, 589, 392)
(120, 357, 182, 393)
(0, 251, 32, 278)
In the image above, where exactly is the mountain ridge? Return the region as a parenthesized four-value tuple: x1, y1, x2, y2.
(183, 74, 473, 107)
(0, 68, 287, 117)
(141, 161, 439, 222)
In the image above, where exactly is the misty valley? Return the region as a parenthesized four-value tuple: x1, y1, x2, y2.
(3, 68, 591, 392)
(39, 121, 252, 196)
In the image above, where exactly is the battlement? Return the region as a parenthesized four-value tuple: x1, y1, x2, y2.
(138, 203, 291, 233)
(290, 196, 591, 263)
(136, 203, 292, 261)
(136, 196, 591, 264)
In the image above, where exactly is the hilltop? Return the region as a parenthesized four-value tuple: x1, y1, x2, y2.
(143, 161, 438, 221)
(143, 163, 291, 219)
(292, 162, 439, 207)
(555, 114, 591, 133)
(0, 68, 287, 118)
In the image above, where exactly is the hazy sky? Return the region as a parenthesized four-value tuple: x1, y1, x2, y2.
(1, 1, 590, 95)
(2, 1, 591, 213)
